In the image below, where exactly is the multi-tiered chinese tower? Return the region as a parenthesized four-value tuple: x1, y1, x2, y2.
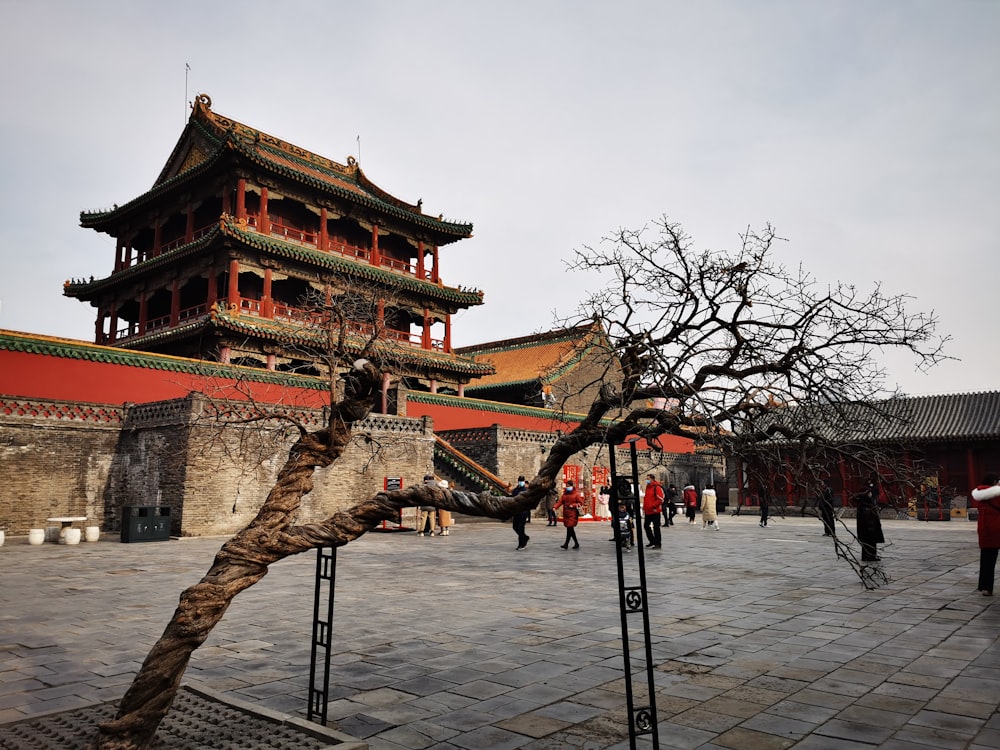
(65, 94, 491, 394)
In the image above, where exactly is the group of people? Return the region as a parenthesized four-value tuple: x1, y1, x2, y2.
(522, 474, 722, 552)
(427, 468, 1000, 598)
(417, 475, 453, 536)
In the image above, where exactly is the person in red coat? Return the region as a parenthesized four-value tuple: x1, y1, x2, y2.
(554, 480, 582, 549)
(642, 474, 664, 549)
(683, 484, 698, 524)
(971, 473, 1000, 596)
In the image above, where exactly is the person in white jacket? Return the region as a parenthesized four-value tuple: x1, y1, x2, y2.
(701, 485, 719, 530)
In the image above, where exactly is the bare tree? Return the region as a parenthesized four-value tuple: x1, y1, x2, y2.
(94, 217, 946, 748)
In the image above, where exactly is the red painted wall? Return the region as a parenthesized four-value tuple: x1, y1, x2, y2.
(0, 348, 327, 408)
(0, 340, 695, 453)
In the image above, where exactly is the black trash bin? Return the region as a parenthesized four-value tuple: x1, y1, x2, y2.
(121, 506, 171, 543)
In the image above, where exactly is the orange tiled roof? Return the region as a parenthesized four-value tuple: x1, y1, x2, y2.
(457, 324, 601, 389)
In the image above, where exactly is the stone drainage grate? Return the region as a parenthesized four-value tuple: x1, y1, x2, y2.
(0, 685, 365, 750)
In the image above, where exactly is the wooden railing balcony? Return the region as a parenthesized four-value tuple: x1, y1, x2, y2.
(115, 304, 208, 340)
(245, 213, 428, 280)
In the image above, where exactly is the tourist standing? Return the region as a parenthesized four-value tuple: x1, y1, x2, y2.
(971, 473, 1000, 596)
(554, 480, 582, 549)
(701, 484, 719, 530)
(436, 480, 453, 535)
(683, 484, 698, 524)
(642, 474, 664, 548)
(818, 484, 836, 537)
(856, 478, 884, 562)
(664, 484, 678, 527)
(512, 475, 531, 550)
(418, 475, 438, 537)
(616, 500, 635, 551)
(759, 495, 770, 527)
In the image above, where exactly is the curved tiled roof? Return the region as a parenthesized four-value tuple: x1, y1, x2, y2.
(64, 218, 485, 308)
(458, 323, 604, 391)
(756, 391, 1000, 444)
(81, 95, 473, 241)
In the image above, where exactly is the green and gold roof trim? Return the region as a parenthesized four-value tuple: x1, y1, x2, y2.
(65, 218, 485, 308)
(406, 391, 587, 422)
(204, 309, 494, 376)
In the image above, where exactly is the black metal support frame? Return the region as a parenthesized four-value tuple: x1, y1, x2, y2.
(609, 442, 660, 748)
(307, 546, 337, 725)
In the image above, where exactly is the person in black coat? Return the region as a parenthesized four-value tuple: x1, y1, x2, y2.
(856, 479, 884, 562)
(819, 484, 837, 537)
(512, 476, 531, 550)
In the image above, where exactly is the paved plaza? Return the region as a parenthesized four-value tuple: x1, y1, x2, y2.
(1, 512, 998, 749)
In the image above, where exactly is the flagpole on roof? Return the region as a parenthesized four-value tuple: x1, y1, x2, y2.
(185, 63, 191, 124)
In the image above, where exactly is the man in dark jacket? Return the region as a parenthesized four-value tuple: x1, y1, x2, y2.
(512, 476, 531, 550)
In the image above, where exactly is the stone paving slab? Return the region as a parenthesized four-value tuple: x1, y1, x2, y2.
(0, 514, 997, 748)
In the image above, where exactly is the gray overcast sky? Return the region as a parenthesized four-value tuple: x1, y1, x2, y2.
(1, 0, 997, 396)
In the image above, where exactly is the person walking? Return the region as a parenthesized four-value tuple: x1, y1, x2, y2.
(554, 480, 582, 549)
(700, 484, 719, 530)
(544, 487, 559, 526)
(971, 473, 1000, 596)
(642, 474, 664, 549)
(512, 475, 531, 550)
(664, 484, 678, 527)
(683, 484, 698, 524)
(759, 495, 770, 527)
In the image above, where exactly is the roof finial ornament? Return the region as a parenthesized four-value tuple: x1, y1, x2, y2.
(197, 93, 212, 109)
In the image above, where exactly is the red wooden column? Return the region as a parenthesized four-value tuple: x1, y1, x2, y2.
(443, 313, 452, 352)
(381, 372, 390, 415)
(108, 305, 118, 344)
(266, 354, 276, 371)
(115, 239, 124, 272)
(838, 458, 849, 506)
(235, 179, 247, 220)
(416, 241, 426, 279)
(262, 268, 273, 318)
(370, 225, 381, 267)
(227, 260, 240, 308)
(431, 246, 440, 282)
(421, 309, 431, 349)
(967, 447, 978, 491)
(152, 223, 162, 257)
(457, 383, 465, 398)
(319, 208, 328, 251)
(169, 280, 180, 326)
(259, 188, 270, 235)
(138, 294, 148, 335)
(184, 204, 194, 243)
(94, 310, 105, 344)
(206, 268, 218, 309)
